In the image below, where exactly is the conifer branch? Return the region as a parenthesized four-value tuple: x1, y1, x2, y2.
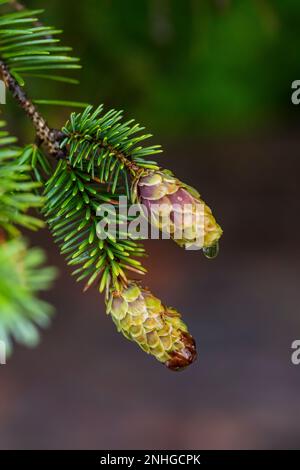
(0, 0, 223, 369)
(0, 0, 80, 158)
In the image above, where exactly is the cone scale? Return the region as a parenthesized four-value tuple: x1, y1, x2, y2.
(132, 170, 223, 251)
(106, 282, 196, 370)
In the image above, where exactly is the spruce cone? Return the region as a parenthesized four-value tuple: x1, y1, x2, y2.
(106, 282, 196, 370)
(132, 170, 222, 250)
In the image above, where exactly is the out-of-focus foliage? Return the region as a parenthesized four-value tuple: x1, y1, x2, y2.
(0, 121, 56, 354)
(0, 238, 56, 354)
(20, 0, 300, 136)
(0, 122, 44, 236)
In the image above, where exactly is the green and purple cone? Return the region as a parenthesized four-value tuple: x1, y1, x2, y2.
(106, 282, 196, 370)
(132, 170, 222, 251)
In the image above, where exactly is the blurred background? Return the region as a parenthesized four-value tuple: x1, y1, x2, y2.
(1, 0, 300, 450)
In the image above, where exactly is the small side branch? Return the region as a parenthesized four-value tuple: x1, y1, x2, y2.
(9, 1, 24, 12)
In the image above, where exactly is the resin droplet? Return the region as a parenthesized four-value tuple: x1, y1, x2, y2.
(203, 242, 219, 259)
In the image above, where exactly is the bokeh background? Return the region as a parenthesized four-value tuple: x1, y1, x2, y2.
(1, 0, 300, 449)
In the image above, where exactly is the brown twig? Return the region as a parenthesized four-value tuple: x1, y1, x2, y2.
(0, 1, 62, 156)
(0, 228, 6, 245)
(0, 59, 138, 183)
(9, 0, 24, 12)
(0, 61, 65, 157)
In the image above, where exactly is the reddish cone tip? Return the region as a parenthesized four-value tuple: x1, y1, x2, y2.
(166, 332, 197, 371)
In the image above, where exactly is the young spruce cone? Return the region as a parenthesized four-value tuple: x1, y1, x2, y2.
(106, 282, 196, 370)
(133, 170, 222, 250)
